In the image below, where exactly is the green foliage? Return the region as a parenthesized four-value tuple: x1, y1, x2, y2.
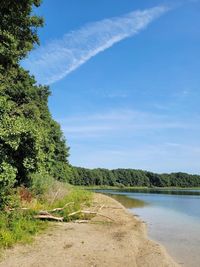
(0, 211, 47, 249)
(51, 189, 93, 221)
(71, 167, 200, 188)
(0, 0, 43, 69)
(29, 173, 55, 196)
(0, 162, 17, 208)
(0, 186, 92, 249)
(0, 0, 70, 207)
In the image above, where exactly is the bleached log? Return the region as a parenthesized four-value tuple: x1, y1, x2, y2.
(73, 220, 90, 223)
(34, 214, 64, 222)
(49, 202, 74, 213)
(68, 210, 114, 221)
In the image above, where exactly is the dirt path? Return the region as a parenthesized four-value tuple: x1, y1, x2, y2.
(0, 194, 180, 267)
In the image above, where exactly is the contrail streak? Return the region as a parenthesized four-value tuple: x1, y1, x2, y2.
(22, 6, 169, 84)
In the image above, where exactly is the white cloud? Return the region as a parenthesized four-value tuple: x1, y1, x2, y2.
(58, 109, 199, 138)
(22, 6, 169, 84)
(58, 109, 200, 172)
(69, 142, 200, 173)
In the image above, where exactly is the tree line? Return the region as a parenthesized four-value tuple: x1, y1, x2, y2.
(69, 167, 200, 188)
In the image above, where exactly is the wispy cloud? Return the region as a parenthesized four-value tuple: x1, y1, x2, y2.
(71, 142, 200, 173)
(22, 6, 169, 84)
(58, 108, 200, 172)
(58, 109, 199, 138)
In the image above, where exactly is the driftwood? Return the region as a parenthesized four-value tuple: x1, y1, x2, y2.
(34, 214, 64, 222)
(98, 204, 105, 211)
(32, 202, 75, 221)
(7, 202, 74, 213)
(34, 210, 64, 221)
(68, 210, 81, 216)
(48, 202, 74, 213)
(7, 202, 114, 223)
(68, 210, 114, 222)
(38, 210, 52, 216)
(73, 220, 90, 223)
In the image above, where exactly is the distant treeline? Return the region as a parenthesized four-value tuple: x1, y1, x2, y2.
(69, 167, 200, 188)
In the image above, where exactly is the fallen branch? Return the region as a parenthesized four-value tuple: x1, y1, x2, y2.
(98, 204, 105, 211)
(92, 204, 104, 212)
(34, 214, 64, 222)
(73, 220, 90, 223)
(38, 210, 52, 216)
(83, 211, 115, 222)
(68, 210, 114, 222)
(49, 202, 74, 213)
(68, 210, 81, 216)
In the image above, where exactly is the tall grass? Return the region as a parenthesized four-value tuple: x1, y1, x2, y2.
(0, 178, 93, 250)
(0, 211, 47, 249)
(51, 189, 93, 221)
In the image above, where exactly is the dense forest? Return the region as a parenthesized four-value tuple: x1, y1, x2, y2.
(70, 167, 200, 188)
(0, 0, 71, 207)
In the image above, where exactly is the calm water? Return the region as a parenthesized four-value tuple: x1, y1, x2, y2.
(96, 189, 200, 267)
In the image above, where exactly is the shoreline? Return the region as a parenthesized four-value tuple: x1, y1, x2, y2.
(0, 193, 180, 267)
(82, 185, 200, 190)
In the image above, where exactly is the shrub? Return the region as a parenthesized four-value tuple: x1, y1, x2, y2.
(0, 162, 17, 208)
(29, 173, 55, 196)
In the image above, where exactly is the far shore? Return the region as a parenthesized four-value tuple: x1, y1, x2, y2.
(81, 185, 200, 190)
(0, 193, 180, 267)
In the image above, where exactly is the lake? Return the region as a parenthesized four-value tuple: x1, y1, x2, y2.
(95, 188, 200, 267)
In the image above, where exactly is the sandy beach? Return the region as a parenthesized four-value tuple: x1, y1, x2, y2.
(0, 193, 180, 267)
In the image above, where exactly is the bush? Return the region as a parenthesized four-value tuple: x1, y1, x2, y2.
(29, 173, 55, 196)
(0, 162, 17, 208)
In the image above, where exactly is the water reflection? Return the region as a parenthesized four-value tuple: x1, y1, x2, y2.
(109, 194, 148, 209)
(96, 188, 200, 196)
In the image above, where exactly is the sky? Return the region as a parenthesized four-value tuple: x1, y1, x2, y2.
(22, 0, 200, 173)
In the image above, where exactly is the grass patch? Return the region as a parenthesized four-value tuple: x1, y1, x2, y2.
(50, 188, 93, 221)
(0, 211, 47, 249)
(0, 185, 93, 250)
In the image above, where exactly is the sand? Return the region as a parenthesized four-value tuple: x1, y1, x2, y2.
(0, 193, 180, 267)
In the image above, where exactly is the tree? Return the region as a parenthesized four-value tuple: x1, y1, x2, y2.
(0, 0, 70, 206)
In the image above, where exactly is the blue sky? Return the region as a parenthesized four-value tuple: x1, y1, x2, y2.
(22, 0, 200, 173)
